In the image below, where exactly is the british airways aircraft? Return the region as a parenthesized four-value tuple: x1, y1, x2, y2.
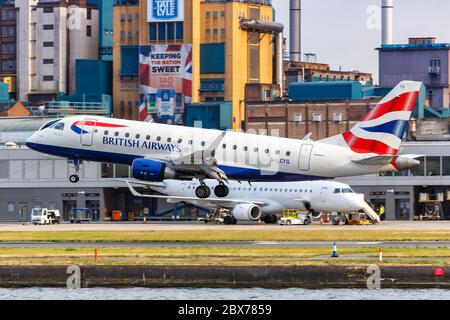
(121, 179, 378, 224)
(26, 81, 421, 199)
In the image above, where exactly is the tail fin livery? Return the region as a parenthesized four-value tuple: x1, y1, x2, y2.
(321, 81, 422, 155)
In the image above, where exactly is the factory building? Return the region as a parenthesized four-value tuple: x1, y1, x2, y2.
(113, 0, 278, 130)
(0, 0, 17, 99)
(15, 0, 99, 102)
(378, 37, 450, 111)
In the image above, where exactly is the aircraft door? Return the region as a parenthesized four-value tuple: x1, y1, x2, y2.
(80, 119, 97, 146)
(320, 187, 327, 202)
(299, 144, 313, 171)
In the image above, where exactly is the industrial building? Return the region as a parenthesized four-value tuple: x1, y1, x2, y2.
(113, 0, 279, 130)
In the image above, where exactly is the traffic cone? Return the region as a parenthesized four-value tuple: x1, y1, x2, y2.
(320, 217, 324, 225)
(143, 215, 147, 224)
(331, 242, 339, 258)
(325, 213, 330, 223)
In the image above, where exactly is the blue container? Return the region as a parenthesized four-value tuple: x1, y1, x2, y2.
(289, 81, 363, 101)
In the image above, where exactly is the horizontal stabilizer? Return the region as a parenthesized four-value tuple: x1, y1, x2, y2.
(352, 155, 394, 165)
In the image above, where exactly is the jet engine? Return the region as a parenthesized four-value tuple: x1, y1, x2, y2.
(132, 158, 175, 182)
(231, 204, 262, 221)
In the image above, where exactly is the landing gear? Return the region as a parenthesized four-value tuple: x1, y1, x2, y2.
(69, 174, 80, 183)
(214, 183, 229, 198)
(195, 183, 211, 199)
(69, 160, 81, 184)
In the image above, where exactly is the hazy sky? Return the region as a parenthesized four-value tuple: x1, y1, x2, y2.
(271, 0, 450, 83)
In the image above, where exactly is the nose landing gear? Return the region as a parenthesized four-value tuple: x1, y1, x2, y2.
(69, 160, 81, 184)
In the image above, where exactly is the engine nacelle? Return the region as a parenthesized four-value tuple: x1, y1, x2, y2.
(232, 204, 262, 221)
(132, 158, 175, 182)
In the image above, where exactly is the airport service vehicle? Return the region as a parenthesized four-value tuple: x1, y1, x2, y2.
(121, 179, 379, 224)
(26, 81, 422, 199)
(31, 208, 61, 225)
(69, 208, 93, 224)
(278, 210, 312, 226)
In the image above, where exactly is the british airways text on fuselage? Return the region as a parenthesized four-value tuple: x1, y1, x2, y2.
(102, 136, 182, 153)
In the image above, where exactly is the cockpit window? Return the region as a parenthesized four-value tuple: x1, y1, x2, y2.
(342, 188, 354, 193)
(38, 119, 60, 131)
(54, 122, 65, 131)
(334, 188, 341, 194)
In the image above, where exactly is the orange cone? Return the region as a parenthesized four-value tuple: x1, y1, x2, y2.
(325, 213, 330, 223)
(320, 217, 323, 225)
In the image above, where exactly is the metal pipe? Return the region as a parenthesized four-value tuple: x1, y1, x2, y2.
(290, 0, 301, 61)
(382, 0, 394, 45)
(277, 32, 284, 96)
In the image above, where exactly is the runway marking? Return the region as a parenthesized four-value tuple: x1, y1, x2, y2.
(253, 242, 280, 245)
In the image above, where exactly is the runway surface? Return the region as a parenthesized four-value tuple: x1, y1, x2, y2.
(0, 241, 449, 248)
(1, 221, 450, 231)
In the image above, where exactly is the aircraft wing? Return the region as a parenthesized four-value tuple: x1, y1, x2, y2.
(114, 179, 167, 189)
(122, 180, 266, 208)
(155, 131, 229, 182)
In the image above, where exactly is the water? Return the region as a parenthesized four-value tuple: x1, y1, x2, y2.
(0, 287, 449, 300)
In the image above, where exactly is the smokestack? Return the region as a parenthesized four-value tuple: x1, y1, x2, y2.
(382, 0, 394, 45)
(290, 0, 301, 61)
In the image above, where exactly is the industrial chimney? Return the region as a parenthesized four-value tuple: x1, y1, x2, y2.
(382, 0, 394, 45)
(290, 0, 301, 61)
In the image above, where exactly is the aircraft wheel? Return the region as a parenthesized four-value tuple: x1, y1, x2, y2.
(214, 184, 229, 198)
(231, 218, 237, 225)
(223, 216, 232, 225)
(195, 185, 211, 199)
(286, 220, 292, 225)
(69, 174, 80, 183)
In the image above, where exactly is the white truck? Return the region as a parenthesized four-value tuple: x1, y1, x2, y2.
(31, 208, 61, 225)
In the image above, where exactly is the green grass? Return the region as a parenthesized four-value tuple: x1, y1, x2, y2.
(0, 247, 448, 266)
(2, 230, 450, 242)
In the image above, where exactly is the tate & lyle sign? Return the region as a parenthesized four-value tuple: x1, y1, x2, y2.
(147, 0, 184, 22)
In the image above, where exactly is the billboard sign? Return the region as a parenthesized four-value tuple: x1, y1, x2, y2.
(147, 0, 184, 22)
(139, 44, 192, 122)
(156, 89, 175, 119)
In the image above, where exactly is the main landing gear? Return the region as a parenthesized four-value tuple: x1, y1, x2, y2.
(195, 181, 230, 199)
(69, 161, 81, 184)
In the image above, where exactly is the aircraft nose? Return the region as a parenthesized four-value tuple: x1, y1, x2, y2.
(25, 133, 39, 150)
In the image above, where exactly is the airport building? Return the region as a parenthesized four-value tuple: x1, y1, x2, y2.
(113, 0, 278, 130)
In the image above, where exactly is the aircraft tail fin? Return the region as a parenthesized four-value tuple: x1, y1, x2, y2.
(320, 81, 422, 156)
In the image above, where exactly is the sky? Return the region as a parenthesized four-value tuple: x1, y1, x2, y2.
(271, 0, 450, 83)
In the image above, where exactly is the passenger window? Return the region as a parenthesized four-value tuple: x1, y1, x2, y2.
(286, 151, 291, 156)
(201, 141, 206, 146)
(167, 137, 172, 142)
(243, 146, 248, 151)
(233, 145, 237, 150)
(178, 139, 182, 143)
(136, 134, 140, 139)
(104, 130, 109, 135)
(265, 149, 270, 154)
(146, 135, 150, 140)
(125, 133, 130, 138)
(254, 147, 259, 152)
(222, 144, 227, 149)
(275, 150, 280, 155)
(188, 140, 193, 145)
(114, 132, 119, 136)
(157, 136, 161, 141)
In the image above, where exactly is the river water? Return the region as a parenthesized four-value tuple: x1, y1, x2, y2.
(0, 288, 449, 300)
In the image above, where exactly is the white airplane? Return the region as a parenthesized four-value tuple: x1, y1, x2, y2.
(26, 81, 422, 199)
(121, 179, 376, 224)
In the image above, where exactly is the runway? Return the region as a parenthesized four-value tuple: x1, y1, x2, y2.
(1, 221, 450, 231)
(1, 241, 449, 248)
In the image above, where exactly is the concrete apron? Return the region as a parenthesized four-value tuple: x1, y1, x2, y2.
(0, 265, 448, 289)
